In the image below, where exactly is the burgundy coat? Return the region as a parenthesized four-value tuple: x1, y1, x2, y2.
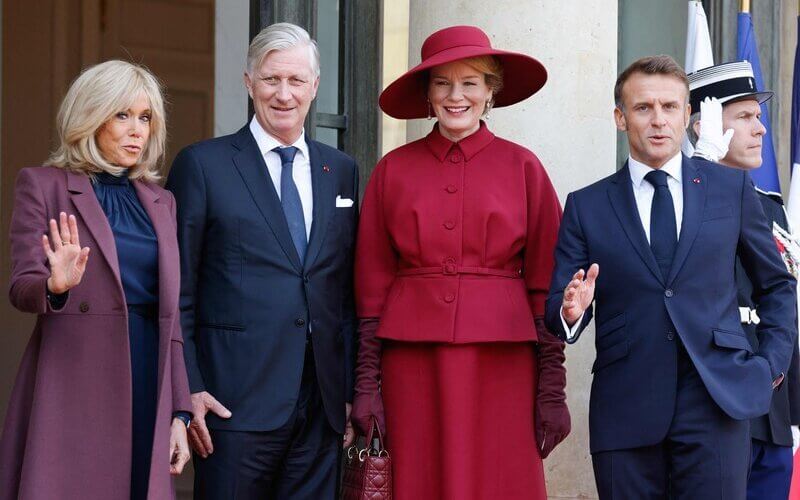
(355, 123, 562, 342)
(0, 166, 192, 500)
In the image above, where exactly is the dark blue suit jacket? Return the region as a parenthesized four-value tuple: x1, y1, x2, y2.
(166, 125, 358, 433)
(545, 155, 797, 453)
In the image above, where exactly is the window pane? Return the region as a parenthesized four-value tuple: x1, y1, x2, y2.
(315, 126, 339, 148)
(316, 0, 340, 115)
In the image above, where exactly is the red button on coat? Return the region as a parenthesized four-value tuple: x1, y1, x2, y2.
(444, 221, 456, 230)
(446, 185, 458, 193)
(444, 294, 455, 303)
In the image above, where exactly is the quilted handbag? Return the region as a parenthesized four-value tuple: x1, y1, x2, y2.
(341, 417, 392, 499)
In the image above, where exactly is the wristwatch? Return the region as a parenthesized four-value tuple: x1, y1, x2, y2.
(174, 412, 192, 428)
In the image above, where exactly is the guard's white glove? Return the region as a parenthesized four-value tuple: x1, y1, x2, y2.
(793, 425, 800, 454)
(693, 97, 734, 162)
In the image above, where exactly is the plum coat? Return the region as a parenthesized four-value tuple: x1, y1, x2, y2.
(0, 166, 192, 500)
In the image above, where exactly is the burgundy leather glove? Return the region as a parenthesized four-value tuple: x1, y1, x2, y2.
(534, 316, 570, 459)
(351, 318, 386, 436)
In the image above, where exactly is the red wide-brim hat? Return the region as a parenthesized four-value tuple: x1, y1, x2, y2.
(379, 25, 548, 120)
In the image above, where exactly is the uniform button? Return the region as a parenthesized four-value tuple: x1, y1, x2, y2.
(667, 331, 675, 341)
(295, 318, 306, 327)
(446, 185, 458, 193)
(444, 294, 455, 303)
(450, 154, 462, 163)
(664, 289, 674, 298)
(444, 220, 456, 230)
(79, 301, 90, 313)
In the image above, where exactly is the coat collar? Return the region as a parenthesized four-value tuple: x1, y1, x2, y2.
(132, 178, 176, 403)
(607, 154, 707, 286)
(304, 139, 336, 272)
(667, 155, 706, 284)
(232, 125, 304, 271)
(231, 125, 336, 273)
(67, 171, 124, 291)
(424, 120, 495, 162)
(608, 163, 665, 285)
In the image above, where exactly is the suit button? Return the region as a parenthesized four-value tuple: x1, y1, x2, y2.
(450, 153, 462, 163)
(295, 318, 306, 327)
(443, 220, 456, 230)
(79, 301, 90, 313)
(446, 185, 458, 193)
(664, 289, 674, 298)
(444, 294, 455, 303)
(667, 331, 675, 341)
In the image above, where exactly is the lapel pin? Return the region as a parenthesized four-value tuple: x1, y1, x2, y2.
(322, 165, 331, 173)
(693, 177, 701, 184)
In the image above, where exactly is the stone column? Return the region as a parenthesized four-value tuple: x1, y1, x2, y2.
(405, 2, 619, 498)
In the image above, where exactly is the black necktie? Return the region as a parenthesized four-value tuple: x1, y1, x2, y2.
(272, 146, 307, 262)
(644, 169, 677, 280)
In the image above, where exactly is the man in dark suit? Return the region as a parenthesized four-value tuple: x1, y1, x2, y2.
(166, 22, 358, 499)
(687, 61, 800, 500)
(545, 55, 797, 499)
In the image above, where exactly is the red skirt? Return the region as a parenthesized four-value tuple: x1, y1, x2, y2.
(381, 341, 547, 500)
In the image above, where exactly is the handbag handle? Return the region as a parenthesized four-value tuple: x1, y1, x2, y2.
(363, 416, 389, 458)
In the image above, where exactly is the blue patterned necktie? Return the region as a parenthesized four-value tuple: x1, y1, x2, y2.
(272, 146, 307, 262)
(644, 169, 677, 280)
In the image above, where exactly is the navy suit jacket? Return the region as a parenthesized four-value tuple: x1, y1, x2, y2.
(166, 125, 358, 433)
(545, 155, 797, 453)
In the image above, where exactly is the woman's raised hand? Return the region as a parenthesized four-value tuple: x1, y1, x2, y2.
(42, 212, 90, 294)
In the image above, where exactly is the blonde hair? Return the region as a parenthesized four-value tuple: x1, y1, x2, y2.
(461, 55, 504, 97)
(46, 60, 167, 182)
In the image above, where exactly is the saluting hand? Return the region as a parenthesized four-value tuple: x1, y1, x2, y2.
(43, 212, 90, 294)
(561, 264, 599, 327)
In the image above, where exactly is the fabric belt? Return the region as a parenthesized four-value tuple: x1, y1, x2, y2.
(396, 265, 521, 279)
(739, 306, 760, 325)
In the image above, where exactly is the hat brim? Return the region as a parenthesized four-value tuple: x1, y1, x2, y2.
(692, 90, 774, 114)
(379, 46, 547, 120)
(720, 90, 773, 107)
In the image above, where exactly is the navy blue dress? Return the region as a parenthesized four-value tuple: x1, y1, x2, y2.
(93, 172, 159, 500)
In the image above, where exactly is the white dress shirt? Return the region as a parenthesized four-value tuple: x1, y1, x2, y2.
(249, 116, 313, 240)
(561, 152, 684, 340)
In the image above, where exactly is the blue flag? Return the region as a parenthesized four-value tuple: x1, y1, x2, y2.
(737, 12, 781, 195)
(793, 16, 800, 173)
(787, 16, 800, 229)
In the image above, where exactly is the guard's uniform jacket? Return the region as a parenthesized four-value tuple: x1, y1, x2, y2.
(737, 188, 800, 446)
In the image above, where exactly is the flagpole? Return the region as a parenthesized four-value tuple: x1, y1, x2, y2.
(741, 0, 750, 13)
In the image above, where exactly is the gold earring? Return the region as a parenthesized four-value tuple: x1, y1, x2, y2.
(427, 100, 433, 121)
(484, 100, 493, 120)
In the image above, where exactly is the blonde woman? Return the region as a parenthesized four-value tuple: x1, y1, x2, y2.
(0, 60, 192, 500)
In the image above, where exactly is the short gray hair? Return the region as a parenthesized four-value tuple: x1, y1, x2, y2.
(687, 111, 700, 146)
(247, 22, 320, 78)
(46, 60, 167, 182)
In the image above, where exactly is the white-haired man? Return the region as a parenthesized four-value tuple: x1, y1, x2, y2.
(167, 22, 358, 499)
